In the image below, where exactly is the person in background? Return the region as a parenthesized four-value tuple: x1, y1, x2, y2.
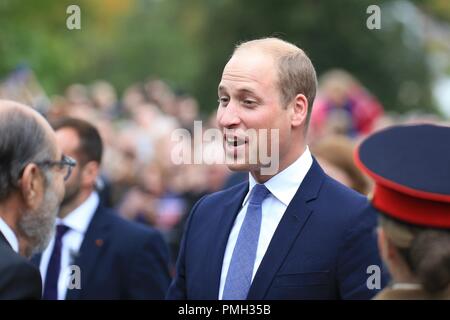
(356, 124, 450, 299)
(0, 100, 70, 299)
(311, 135, 370, 195)
(33, 117, 171, 299)
(310, 69, 383, 140)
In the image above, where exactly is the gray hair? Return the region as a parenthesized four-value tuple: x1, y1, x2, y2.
(0, 107, 54, 200)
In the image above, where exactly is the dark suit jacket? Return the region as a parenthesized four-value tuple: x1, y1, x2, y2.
(0, 232, 42, 299)
(167, 159, 388, 300)
(33, 205, 171, 299)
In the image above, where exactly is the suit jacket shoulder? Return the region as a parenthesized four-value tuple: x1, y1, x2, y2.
(188, 170, 374, 245)
(0, 236, 42, 300)
(186, 181, 248, 227)
(67, 206, 171, 299)
(312, 175, 387, 299)
(101, 207, 168, 251)
(168, 160, 387, 300)
(318, 174, 377, 232)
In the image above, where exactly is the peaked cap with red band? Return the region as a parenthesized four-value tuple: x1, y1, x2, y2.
(355, 124, 450, 229)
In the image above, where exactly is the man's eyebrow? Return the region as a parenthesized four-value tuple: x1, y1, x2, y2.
(218, 85, 256, 95)
(237, 88, 257, 95)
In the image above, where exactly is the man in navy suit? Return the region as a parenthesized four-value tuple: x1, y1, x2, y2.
(34, 118, 171, 299)
(167, 37, 388, 300)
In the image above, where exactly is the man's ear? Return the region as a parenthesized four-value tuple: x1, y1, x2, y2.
(291, 93, 308, 128)
(377, 227, 399, 261)
(377, 227, 387, 261)
(19, 163, 45, 210)
(81, 161, 99, 188)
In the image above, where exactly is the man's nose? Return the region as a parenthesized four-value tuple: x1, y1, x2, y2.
(218, 103, 241, 128)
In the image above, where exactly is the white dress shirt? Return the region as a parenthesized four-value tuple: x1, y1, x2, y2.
(39, 191, 99, 300)
(0, 216, 19, 253)
(218, 147, 313, 299)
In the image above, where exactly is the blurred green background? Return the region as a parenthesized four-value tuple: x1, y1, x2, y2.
(1, 0, 449, 115)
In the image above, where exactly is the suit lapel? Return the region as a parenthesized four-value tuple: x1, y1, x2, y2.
(0, 231, 15, 254)
(0, 231, 9, 247)
(205, 182, 249, 299)
(30, 253, 41, 268)
(65, 205, 110, 300)
(247, 159, 325, 299)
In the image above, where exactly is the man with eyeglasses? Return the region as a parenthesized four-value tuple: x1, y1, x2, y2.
(33, 117, 171, 300)
(35, 155, 77, 182)
(0, 100, 72, 299)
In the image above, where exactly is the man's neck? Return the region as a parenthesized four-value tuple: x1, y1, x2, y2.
(59, 189, 93, 219)
(251, 145, 306, 183)
(388, 257, 419, 285)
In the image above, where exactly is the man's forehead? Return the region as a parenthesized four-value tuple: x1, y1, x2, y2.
(56, 127, 80, 151)
(220, 51, 277, 89)
(225, 49, 275, 72)
(54, 144, 63, 159)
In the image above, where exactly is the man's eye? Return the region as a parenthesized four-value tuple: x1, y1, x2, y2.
(243, 99, 256, 106)
(218, 97, 229, 105)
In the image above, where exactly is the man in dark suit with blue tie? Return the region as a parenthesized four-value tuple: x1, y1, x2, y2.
(33, 118, 171, 299)
(167, 37, 388, 300)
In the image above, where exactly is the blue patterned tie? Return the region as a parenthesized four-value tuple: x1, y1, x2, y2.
(222, 183, 270, 300)
(43, 224, 70, 300)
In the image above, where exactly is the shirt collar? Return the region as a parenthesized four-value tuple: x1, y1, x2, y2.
(244, 146, 313, 207)
(58, 191, 99, 234)
(391, 283, 423, 290)
(0, 216, 19, 253)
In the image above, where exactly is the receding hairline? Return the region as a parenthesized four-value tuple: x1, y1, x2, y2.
(234, 37, 305, 60)
(0, 99, 50, 129)
(231, 37, 318, 114)
(0, 99, 36, 114)
(0, 99, 57, 153)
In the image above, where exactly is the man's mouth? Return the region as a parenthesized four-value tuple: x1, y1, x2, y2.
(225, 135, 247, 147)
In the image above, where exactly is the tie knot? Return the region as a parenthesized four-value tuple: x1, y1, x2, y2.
(248, 184, 270, 205)
(55, 224, 70, 239)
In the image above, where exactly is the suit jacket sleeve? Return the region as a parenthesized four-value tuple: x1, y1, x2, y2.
(166, 195, 205, 300)
(336, 206, 389, 299)
(126, 229, 172, 299)
(0, 259, 42, 300)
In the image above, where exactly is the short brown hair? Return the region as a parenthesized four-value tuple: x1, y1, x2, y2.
(379, 215, 450, 294)
(52, 117, 103, 166)
(235, 37, 318, 125)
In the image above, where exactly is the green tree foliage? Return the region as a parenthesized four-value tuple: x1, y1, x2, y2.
(81, 0, 203, 95)
(193, 0, 437, 113)
(0, 0, 100, 93)
(0, 0, 443, 114)
(413, 0, 450, 22)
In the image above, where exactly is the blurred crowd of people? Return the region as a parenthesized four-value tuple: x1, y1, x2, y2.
(0, 72, 235, 267)
(309, 69, 449, 199)
(1, 67, 449, 270)
(47, 79, 232, 266)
